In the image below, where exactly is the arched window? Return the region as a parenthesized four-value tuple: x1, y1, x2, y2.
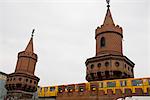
(100, 37, 105, 47)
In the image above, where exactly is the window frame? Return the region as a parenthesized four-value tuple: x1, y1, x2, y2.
(107, 81, 116, 87)
(132, 79, 143, 86)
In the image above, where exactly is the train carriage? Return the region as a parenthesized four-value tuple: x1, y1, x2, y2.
(38, 77, 150, 98)
(131, 78, 150, 94)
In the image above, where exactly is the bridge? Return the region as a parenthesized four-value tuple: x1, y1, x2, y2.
(38, 77, 150, 100)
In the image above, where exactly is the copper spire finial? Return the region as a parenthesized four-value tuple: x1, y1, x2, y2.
(25, 29, 34, 53)
(103, 0, 114, 26)
(106, 0, 110, 7)
(31, 29, 35, 38)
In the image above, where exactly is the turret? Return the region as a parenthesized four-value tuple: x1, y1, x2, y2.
(85, 2, 134, 82)
(5, 29, 40, 99)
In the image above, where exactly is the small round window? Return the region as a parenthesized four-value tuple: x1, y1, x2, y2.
(91, 64, 94, 69)
(97, 63, 101, 68)
(19, 78, 22, 81)
(115, 62, 120, 67)
(128, 67, 130, 71)
(26, 79, 28, 82)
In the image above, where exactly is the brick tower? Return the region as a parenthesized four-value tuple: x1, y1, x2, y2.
(5, 30, 40, 99)
(85, 3, 135, 82)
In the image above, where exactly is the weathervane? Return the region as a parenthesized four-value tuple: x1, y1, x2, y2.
(106, 0, 110, 7)
(31, 29, 35, 38)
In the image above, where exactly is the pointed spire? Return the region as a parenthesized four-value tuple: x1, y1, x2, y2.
(25, 29, 35, 53)
(103, 2, 115, 26)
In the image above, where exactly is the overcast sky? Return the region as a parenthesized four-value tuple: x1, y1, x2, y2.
(0, 0, 150, 87)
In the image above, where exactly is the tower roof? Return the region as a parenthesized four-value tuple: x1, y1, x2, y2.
(25, 29, 35, 53)
(25, 37, 34, 53)
(103, 6, 115, 26)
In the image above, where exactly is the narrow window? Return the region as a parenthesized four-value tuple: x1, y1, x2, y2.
(79, 86, 85, 92)
(100, 37, 105, 47)
(120, 80, 127, 86)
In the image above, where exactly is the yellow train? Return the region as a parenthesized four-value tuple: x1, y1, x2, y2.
(38, 77, 150, 97)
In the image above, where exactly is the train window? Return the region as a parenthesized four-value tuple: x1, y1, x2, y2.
(70, 86, 75, 92)
(107, 82, 116, 87)
(44, 87, 48, 92)
(58, 87, 63, 93)
(50, 87, 55, 91)
(67, 87, 72, 92)
(66, 86, 74, 92)
(75, 85, 79, 90)
(64, 86, 68, 91)
(148, 80, 150, 85)
(79, 87, 84, 92)
(99, 82, 103, 88)
(39, 88, 42, 92)
(91, 85, 96, 91)
(120, 80, 127, 87)
(132, 80, 143, 86)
